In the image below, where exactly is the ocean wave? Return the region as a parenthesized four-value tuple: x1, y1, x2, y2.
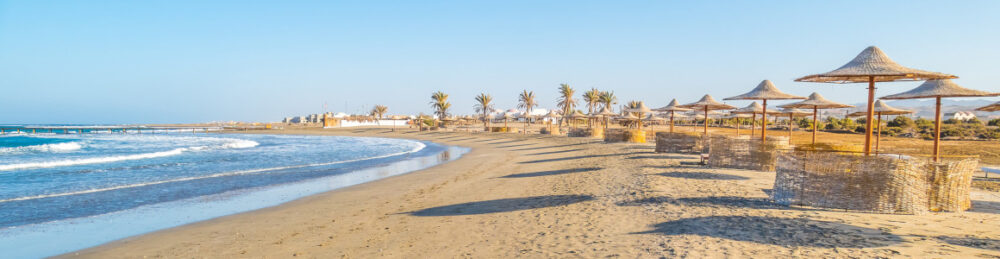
(0, 142, 425, 203)
(0, 142, 83, 154)
(0, 139, 260, 172)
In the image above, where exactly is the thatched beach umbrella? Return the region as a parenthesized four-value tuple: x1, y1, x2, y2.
(773, 108, 812, 138)
(725, 80, 806, 141)
(653, 99, 692, 133)
(595, 106, 617, 129)
(543, 110, 562, 132)
(626, 102, 654, 130)
(976, 101, 1000, 112)
(881, 79, 999, 161)
(779, 92, 854, 145)
(795, 46, 957, 156)
(502, 112, 514, 128)
(679, 95, 736, 135)
(731, 101, 781, 137)
(847, 100, 914, 154)
(726, 113, 752, 136)
(568, 110, 587, 129)
(618, 112, 639, 128)
(519, 112, 535, 134)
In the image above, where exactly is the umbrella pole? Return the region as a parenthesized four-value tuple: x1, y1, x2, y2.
(751, 113, 756, 137)
(934, 96, 942, 162)
(639, 113, 643, 130)
(761, 99, 768, 141)
(812, 107, 818, 145)
(669, 112, 674, 133)
(736, 117, 741, 136)
(703, 109, 708, 135)
(863, 76, 875, 156)
(788, 114, 793, 138)
(876, 113, 882, 154)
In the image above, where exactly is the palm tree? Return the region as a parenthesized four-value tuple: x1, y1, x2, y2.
(429, 91, 450, 127)
(599, 91, 618, 111)
(370, 104, 388, 127)
(474, 93, 494, 130)
(518, 90, 538, 134)
(583, 88, 601, 114)
(557, 84, 577, 126)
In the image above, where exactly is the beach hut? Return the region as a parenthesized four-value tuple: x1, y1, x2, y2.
(881, 79, 999, 161)
(773, 108, 812, 138)
(731, 101, 781, 137)
(795, 46, 956, 156)
(626, 102, 654, 130)
(653, 99, 692, 133)
(679, 95, 736, 135)
(976, 101, 1000, 112)
(725, 80, 806, 141)
(779, 93, 855, 145)
(847, 100, 913, 154)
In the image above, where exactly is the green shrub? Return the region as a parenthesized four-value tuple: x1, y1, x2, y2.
(989, 118, 1000, 126)
(888, 116, 915, 129)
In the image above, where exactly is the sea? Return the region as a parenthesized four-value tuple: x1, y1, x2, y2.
(0, 126, 467, 258)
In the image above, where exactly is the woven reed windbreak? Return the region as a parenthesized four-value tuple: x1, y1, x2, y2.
(772, 152, 978, 214)
(655, 132, 706, 154)
(625, 129, 646, 143)
(568, 128, 602, 138)
(604, 129, 626, 142)
(707, 135, 790, 171)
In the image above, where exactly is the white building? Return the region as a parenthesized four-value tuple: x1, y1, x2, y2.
(947, 111, 977, 121)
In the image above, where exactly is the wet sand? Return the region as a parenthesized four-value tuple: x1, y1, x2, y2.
(65, 127, 1000, 258)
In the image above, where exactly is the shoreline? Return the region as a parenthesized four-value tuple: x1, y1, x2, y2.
(65, 127, 1000, 258)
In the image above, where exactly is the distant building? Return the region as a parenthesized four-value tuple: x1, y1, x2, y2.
(946, 111, 977, 121)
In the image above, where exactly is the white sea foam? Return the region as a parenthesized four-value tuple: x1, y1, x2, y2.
(0, 139, 260, 172)
(0, 141, 425, 203)
(0, 142, 83, 154)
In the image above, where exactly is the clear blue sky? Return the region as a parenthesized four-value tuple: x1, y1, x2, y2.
(1, 0, 998, 124)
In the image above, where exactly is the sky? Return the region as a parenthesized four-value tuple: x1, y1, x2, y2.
(1, 0, 999, 124)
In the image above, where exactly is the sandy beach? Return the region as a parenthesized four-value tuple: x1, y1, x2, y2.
(64, 127, 1000, 258)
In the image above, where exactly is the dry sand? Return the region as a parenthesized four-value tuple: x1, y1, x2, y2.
(64, 127, 1000, 258)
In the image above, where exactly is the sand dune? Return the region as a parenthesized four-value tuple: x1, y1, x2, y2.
(65, 128, 1000, 258)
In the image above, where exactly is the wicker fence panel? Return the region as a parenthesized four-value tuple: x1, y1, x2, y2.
(926, 158, 978, 212)
(707, 136, 789, 172)
(604, 129, 626, 142)
(772, 152, 978, 214)
(655, 132, 705, 154)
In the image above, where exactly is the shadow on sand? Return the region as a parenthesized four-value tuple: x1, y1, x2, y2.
(657, 172, 749, 180)
(408, 195, 594, 216)
(616, 196, 785, 210)
(510, 142, 593, 151)
(527, 149, 585, 156)
(627, 155, 693, 160)
(519, 153, 626, 164)
(634, 216, 903, 248)
(970, 200, 1000, 214)
(501, 167, 602, 178)
(936, 236, 1000, 251)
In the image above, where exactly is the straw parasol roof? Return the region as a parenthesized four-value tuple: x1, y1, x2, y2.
(619, 112, 639, 120)
(731, 102, 782, 115)
(779, 92, 854, 109)
(544, 110, 562, 119)
(881, 79, 1000, 100)
(880, 79, 998, 161)
(679, 95, 737, 110)
(795, 46, 957, 83)
(724, 80, 806, 100)
(654, 99, 692, 112)
(794, 46, 956, 156)
(847, 100, 914, 117)
(976, 101, 1000, 112)
(774, 107, 813, 117)
(501, 112, 515, 119)
(625, 102, 653, 113)
(643, 114, 667, 121)
(595, 106, 617, 117)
